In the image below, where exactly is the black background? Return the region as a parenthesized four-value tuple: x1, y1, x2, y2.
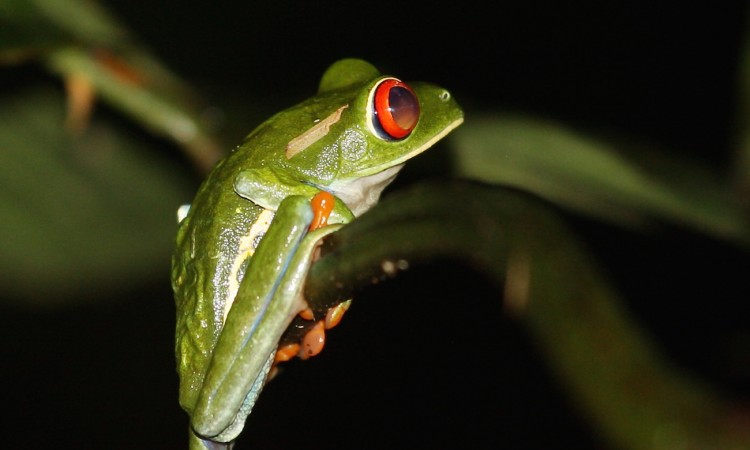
(2, 1, 749, 449)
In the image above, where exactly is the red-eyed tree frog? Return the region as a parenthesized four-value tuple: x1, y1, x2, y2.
(171, 58, 463, 449)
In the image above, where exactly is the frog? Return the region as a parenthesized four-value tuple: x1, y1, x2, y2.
(171, 58, 463, 449)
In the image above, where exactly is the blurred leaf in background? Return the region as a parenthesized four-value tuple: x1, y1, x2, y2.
(0, 83, 192, 304)
(451, 114, 750, 244)
(0, 0, 226, 306)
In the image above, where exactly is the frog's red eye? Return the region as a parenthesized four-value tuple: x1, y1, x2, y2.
(373, 78, 420, 139)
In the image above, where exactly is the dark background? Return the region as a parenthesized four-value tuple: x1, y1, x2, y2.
(2, 1, 749, 448)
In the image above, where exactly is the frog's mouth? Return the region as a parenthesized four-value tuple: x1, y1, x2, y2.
(388, 116, 464, 168)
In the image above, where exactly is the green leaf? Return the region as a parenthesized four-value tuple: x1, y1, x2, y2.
(1, 0, 226, 172)
(0, 0, 125, 61)
(0, 83, 193, 306)
(451, 114, 750, 244)
(43, 46, 225, 172)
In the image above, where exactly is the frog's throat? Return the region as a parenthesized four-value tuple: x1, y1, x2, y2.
(323, 164, 403, 217)
(325, 115, 463, 217)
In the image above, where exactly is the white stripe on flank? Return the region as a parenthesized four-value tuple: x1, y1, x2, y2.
(223, 209, 275, 322)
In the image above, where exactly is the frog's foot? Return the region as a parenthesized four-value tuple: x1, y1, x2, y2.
(270, 299, 352, 373)
(270, 191, 348, 367)
(296, 300, 353, 359)
(297, 300, 351, 359)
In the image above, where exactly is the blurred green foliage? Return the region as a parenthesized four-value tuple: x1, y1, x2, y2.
(1, 0, 223, 304)
(0, 84, 191, 302)
(452, 115, 750, 243)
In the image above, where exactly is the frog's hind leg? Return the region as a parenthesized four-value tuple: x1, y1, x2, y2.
(190, 195, 343, 442)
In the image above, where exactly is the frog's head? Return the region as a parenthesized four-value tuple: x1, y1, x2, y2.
(282, 58, 464, 215)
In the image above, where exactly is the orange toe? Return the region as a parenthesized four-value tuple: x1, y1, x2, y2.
(299, 321, 326, 360)
(299, 307, 314, 321)
(324, 300, 351, 329)
(275, 343, 301, 364)
(309, 191, 335, 231)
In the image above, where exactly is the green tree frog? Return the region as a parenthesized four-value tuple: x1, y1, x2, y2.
(171, 58, 463, 448)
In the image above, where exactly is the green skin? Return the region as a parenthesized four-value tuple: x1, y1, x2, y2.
(171, 59, 463, 448)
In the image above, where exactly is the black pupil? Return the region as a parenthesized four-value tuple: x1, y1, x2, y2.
(389, 86, 419, 130)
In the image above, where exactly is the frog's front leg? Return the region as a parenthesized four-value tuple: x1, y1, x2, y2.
(190, 195, 343, 444)
(271, 191, 352, 365)
(234, 167, 355, 224)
